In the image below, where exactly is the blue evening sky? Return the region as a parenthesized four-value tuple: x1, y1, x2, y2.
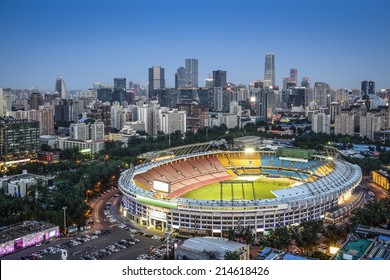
(0, 0, 389, 91)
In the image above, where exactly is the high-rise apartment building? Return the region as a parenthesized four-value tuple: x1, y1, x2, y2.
(314, 82, 330, 107)
(0, 88, 4, 117)
(38, 105, 55, 136)
(264, 52, 275, 88)
(148, 66, 165, 98)
(55, 76, 67, 99)
(70, 122, 89, 140)
(158, 108, 186, 135)
(185, 58, 198, 88)
(30, 92, 43, 110)
(312, 108, 330, 134)
(91, 120, 105, 141)
(335, 110, 355, 136)
(360, 111, 382, 140)
(0, 88, 13, 116)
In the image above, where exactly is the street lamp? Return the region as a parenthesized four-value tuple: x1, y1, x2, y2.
(62, 206, 67, 234)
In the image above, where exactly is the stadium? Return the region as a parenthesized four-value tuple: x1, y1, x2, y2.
(118, 143, 362, 236)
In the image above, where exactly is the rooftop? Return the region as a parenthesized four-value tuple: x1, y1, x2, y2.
(335, 237, 372, 260)
(0, 221, 58, 244)
(178, 237, 246, 259)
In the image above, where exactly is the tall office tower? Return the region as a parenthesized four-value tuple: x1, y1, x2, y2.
(252, 88, 268, 120)
(312, 108, 330, 134)
(55, 76, 67, 99)
(205, 75, 214, 89)
(184, 58, 198, 88)
(148, 66, 165, 98)
(30, 92, 43, 110)
(335, 110, 355, 136)
(114, 78, 126, 91)
(212, 70, 227, 88)
(264, 52, 275, 88)
(288, 87, 306, 108)
(283, 78, 290, 90)
(175, 67, 186, 88)
(113, 78, 126, 103)
(301, 77, 310, 88)
(0, 118, 40, 162)
(97, 87, 113, 103)
(314, 82, 330, 107)
(290, 68, 297, 84)
(361, 80, 375, 96)
(38, 105, 55, 135)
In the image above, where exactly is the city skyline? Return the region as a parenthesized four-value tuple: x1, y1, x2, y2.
(1, 0, 389, 90)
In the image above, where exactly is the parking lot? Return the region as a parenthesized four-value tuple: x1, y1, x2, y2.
(1, 189, 166, 260)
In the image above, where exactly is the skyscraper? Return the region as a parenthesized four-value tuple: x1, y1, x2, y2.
(314, 82, 330, 107)
(148, 66, 165, 98)
(175, 67, 186, 88)
(361, 80, 375, 96)
(55, 76, 67, 99)
(114, 78, 126, 91)
(301, 77, 310, 88)
(0, 88, 4, 117)
(113, 78, 126, 103)
(30, 92, 43, 110)
(264, 52, 275, 88)
(212, 70, 227, 88)
(290, 68, 297, 83)
(185, 58, 198, 88)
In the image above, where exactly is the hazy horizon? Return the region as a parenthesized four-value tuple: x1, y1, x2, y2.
(1, 0, 389, 91)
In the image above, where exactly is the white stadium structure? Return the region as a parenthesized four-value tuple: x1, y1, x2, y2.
(118, 143, 362, 236)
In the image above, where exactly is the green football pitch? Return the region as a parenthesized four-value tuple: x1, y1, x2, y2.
(181, 177, 295, 200)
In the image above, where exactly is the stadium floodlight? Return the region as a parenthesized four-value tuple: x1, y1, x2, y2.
(245, 147, 255, 153)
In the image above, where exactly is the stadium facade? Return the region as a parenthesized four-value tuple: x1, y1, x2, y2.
(119, 145, 362, 236)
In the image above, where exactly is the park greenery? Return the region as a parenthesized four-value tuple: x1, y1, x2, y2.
(1, 122, 389, 243)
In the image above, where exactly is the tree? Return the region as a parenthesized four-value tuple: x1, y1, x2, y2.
(224, 250, 241, 260)
(264, 226, 292, 250)
(291, 220, 323, 255)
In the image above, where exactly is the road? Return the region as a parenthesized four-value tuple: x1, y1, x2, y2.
(1, 189, 163, 260)
(361, 176, 389, 200)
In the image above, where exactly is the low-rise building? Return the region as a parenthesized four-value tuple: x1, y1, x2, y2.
(0, 221, 60, 257)
(371, 170, 390, 192)
(0, 170, 54, 197)
(175, 237, 249, 260)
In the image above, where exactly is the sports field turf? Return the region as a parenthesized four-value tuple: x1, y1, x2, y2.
(181, 177, 294, 200)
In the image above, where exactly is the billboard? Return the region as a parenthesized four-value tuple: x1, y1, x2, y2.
(153, 180, 170, 193)
(276, 147, 314, 160)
